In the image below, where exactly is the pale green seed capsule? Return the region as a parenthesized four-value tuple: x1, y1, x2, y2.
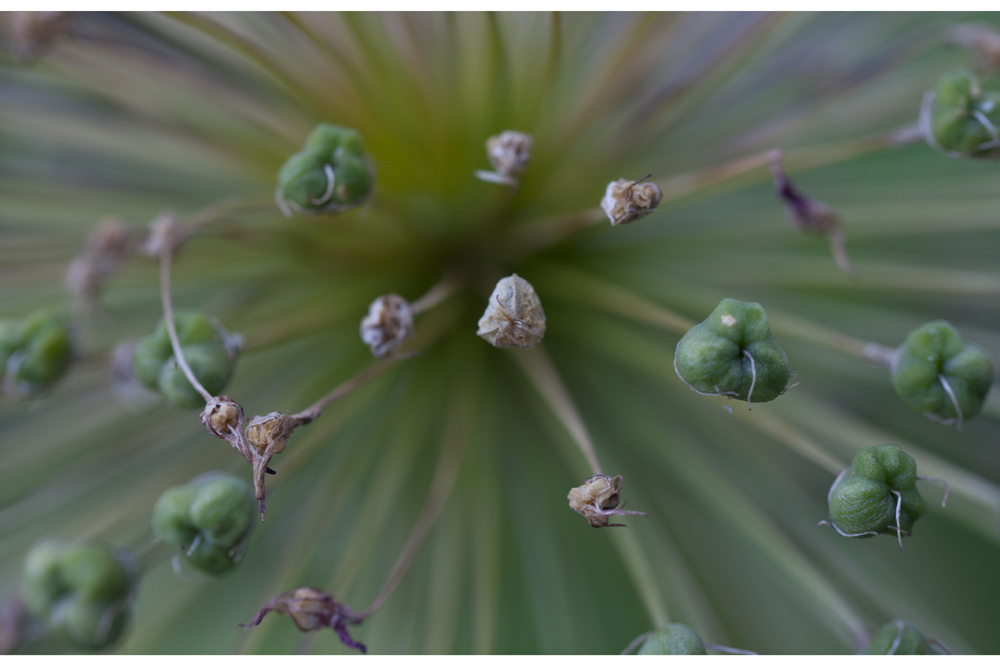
(151, 473, 256, 575)
(926, 69, 1000, 158)
(276, 123, 375, 216)
(674, 298, 791, 403)
(0, 311, 72, 398)
(132, 312, 236, 408)
(891, 320, 994, 427)
(21, 540, 133, 650)
(638, 624, 707, 655)
(825, 445, 926, 545)
(864, 620, 932, 655)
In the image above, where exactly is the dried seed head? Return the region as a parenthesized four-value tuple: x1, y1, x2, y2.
(360, 294, 414, 358)
(240, 587, 366, 653)
(476, 274, 546, 349)
(474, 130, 532, 186)
(205, 398, 242, 438)
(246, 412, 294, 457)
(567, 474, 646, 528)
(66, 219, 133, 308)
(10, 12, 71, 61)
(600, 176, 662, 226)
(142, 210, 186, 257)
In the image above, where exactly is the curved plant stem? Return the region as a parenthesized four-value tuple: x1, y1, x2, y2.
(409, 272, 461, 315)
(620, 630, 653, 655)
(159, 246, 213, 405)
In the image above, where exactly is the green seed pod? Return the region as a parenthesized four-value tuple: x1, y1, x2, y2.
(891, 320, 994, 428)
(864, 620, 932, 655)
(638, 624, 707, 655)
(21, 540, 133, 650)
(132, 312, 236, 408)
(275, 123, 375, 217)
(925, 69, 1000, 158)
(824, 445, 926, 548)
(674, 298, 791, 404)
(0, 311, 72, 398)
(151, 473, 256, 575)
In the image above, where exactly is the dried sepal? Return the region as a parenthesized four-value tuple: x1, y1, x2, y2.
(474, 130, 532, 187)
(239, 587, 365, 653)
(245, 412, 295, 518)
(567, 475, 646, 528)
(142, 210, 187, 258)
(360, 294, 414, 358)
(770, 152, 855, 276)
(600, 176, 662, 226)
(476, 274, 546, 349)
(66, 218, 133, 310)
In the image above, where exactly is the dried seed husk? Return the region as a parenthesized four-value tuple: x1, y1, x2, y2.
(600, 178, 662, 226)
(360, 294, 414, 358)
(476, 274, 546, 349)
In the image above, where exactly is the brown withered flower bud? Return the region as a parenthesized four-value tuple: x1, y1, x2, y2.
(476, 274, 546, 349)
(142, 210, 187, 257)
(567, 474, 646, 528)
(770, 152, 855, 276)
(203, 396, 244, 440)
(601, 176, 662, 226)
(245, 412, 295, 518)
(66, 219, 133, 309)
(474, 130, 532, 187)
(360, 294, 414, 358)
(240, 587, 366, 653)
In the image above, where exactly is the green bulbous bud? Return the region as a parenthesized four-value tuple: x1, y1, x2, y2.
(927, 69, 1000, 158)
(133, 312, 236, 408)
(638, 624, 707, 655)
(21, 540, 134, 650)
(827, 445, 926, 542)
(152, 473, 256, 575)
(674, 298, 791, 403)
(276, 123, 374, 216)
(0, 311, 72, 398)
(891, 320, 994, 426)
(865, 621, 932, 655)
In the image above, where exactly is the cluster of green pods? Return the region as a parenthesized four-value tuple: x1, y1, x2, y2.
(0, 311, 72, 398)
(927, 69, 1000, 157)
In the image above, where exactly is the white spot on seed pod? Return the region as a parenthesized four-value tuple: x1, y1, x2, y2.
(360, 294, 414, 358)
(721, 314, 737, 328)
(601, 176, 662, 226)
(476, 274, 546, 349)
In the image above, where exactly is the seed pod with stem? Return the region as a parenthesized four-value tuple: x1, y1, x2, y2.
(890, 320, 994, 430)
(275, 123, 375, 217)
(151, 472, 257, 575)
(600, 175, 662, 226)
(921, 69, 1000, 158)
(674, 298, 793, 407)
(21, 540, 136, 651)
(819, 444, 949, 550)
(473, 130, 532, 187)
(0, 310, 73, 399)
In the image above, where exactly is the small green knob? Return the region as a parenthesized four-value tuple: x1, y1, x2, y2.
(276, 123, 374, 216)
(21, 540, 133, 650)
(891, 320, 994, 427)
(151, 473, 256, 575)
(826, 445, 926, 545)
(133, 312, 236, 408)
(864, 621, 932, 655)
(674, 299, 791, 403)
(0, 311, 72, 398)
(927, 69, 1000, 158)
(638, 624, 707, 655)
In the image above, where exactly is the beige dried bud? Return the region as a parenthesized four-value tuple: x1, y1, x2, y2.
(142, 210, 186, 257)
(246, 412, 294, 457)
(601, 176, 662, 226)
(476, 274, 546, 349)
(208, 401, 242, 437)
(10, 12, 71, 61)
(66, 219, 133, 307)
(568, 474, 646, 528)
(360, 294, 414, 358)
(474, 130, 532, 187)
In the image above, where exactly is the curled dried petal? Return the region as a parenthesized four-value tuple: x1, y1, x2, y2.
(567, 475, 646, 528)
(240, 587, 366, 653)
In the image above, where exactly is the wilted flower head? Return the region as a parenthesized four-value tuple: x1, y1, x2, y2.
(3, 11, 1000, 657)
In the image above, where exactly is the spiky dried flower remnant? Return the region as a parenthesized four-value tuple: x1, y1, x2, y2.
(477, 274, 546, 349)
(770, 152, 855, 275)
(245, 412, 295, 518)
(240, 587, 365, 653)
(360, 294, 414, 358)
(567, 475, 646, 528)
(600, 176, 662, 226)
(474, 130, 532, 187)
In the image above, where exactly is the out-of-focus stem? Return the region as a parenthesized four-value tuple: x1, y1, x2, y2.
(159, 247, 213, 405)
(409, 273, 461, 315)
